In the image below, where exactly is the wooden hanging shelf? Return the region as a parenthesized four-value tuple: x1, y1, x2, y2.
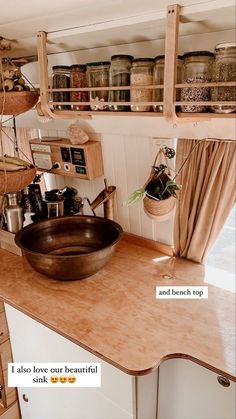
(36, 4, 236, 122)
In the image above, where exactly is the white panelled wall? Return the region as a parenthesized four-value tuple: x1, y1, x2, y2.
(39, 126, 175, 245)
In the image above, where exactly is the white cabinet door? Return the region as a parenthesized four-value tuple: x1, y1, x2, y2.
(17, 387, 132, 419)
(158, 358, 236, 419)
(5, 304, 134, 419)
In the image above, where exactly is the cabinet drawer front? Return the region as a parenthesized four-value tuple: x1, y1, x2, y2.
(0, 363, 6, 408)
(0, 401, 20, 419)
(0, 340, 13, 369)
(0, 339, 17, 408)
(3, 368, 18, 408)
(0, 312, 9, 344)
(17, 387, 132, 419)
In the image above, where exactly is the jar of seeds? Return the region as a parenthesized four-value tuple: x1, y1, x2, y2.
(130, 58, 154, 112)
(52, 66, 70, 110)
(109, 54, 133, 111)
(153, 55, 183, 112)
(180, 51, 214, 112)
(86, 61, 110, 110)
(211, 43, 236, 113)
(70, 65, 89, 111)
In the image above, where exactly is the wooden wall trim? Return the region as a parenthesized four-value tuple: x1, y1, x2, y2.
(123, 232, 174, 256)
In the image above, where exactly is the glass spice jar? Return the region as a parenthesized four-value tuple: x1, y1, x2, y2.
(180, 51, 214, 112)
(86, 61, 110, 110)
(153, 55, 183, 112)
(210, 43, 236, 113)
(130, 58, 154, 112)
(70, 65, 89, 111)
(52, 65, 70, 110)
(109, 54, 133, 111)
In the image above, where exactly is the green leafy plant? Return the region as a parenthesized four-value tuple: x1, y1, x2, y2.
(124, 146, 181, 206)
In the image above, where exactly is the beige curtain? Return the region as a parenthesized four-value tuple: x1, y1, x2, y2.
(174, 138, 236, 264)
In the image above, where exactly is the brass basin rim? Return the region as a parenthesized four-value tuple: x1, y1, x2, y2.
(15, 215, 123, 259)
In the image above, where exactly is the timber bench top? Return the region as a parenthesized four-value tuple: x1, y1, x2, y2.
(0, 237, 235, 380)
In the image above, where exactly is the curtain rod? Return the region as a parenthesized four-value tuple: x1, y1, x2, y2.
(179, 138, 236, 143)
(152, 137, 236, 143)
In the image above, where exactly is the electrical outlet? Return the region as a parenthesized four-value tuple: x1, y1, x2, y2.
(152, 137, 175, 147)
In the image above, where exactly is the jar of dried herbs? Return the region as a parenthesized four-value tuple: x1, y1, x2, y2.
(211, 43, 236, 113)
(108, 54, 133, 111)
(180, 51, 214, 112)
(130, 58, 154, 112)
(86, 61, 110, 110)
(52, 65, 70, 110)
(153, 55, 183, 112)
(70, 65, 89, 111)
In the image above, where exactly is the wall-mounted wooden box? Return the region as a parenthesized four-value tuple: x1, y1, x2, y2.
(30, 138, 104, 180)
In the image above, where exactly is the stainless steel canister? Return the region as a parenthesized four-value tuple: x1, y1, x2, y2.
(4, 193, 24, 233)
(45, 196, 65, 218)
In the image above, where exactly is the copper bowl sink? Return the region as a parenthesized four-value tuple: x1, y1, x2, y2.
(15, 216, 123, 281)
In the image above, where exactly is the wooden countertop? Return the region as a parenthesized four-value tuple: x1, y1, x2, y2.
(0, 238, 235, 381)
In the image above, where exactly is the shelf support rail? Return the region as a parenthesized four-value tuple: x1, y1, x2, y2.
(163, 4, 180, 121)
(163, 4, 211, 122)
(36, 31, 92, 120)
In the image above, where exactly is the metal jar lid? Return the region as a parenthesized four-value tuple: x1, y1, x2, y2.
(52, 65, 70, 70)
(215, 42, 236, 50)
(111, 54, 133, 61)
(86, 61, 111, 67)
(182, 51, 214, 59)
(70, 64, 87, 71)
(132, 58, 154, 63)
(154, 55, 183, 61)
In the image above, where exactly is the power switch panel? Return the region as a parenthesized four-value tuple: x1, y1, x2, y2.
(61, 147, 71, 163)
(30, 138, 104, 180)
(71, 148, 86, 166)
(75, 166, 87, 175)
(33, 153, 52, 170)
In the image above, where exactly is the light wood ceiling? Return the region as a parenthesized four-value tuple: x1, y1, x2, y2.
(0, 0, 235, 59)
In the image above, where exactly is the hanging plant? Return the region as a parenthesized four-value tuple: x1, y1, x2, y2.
(124, 146, 181, 219)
